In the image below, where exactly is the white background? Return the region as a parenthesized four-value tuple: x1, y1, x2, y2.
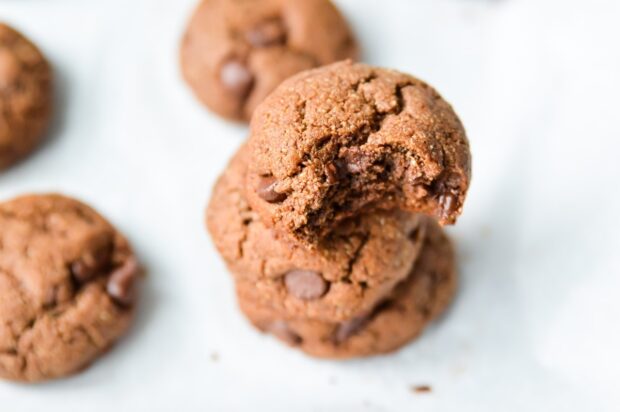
(0, 0, 619, 410)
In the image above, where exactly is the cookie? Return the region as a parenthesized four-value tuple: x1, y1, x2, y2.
(246, 61, 471, 244)
(180, 0, 358, 122)
(0, 194, 140, 382)
(0, 23, 52, 170)
(237, 219, 456, 358)
(207, 144, 426, 321)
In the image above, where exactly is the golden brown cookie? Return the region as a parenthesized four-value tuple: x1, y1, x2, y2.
(237, 219, 456, 359)
(0, 23, 52, 170)
(207, 144, 426, 322)
(246, 61, 471, 245)
(0, 194, 140, 382)
(180, 0, 358, 122)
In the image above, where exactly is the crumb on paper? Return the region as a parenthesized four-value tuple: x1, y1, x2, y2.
(210, 352, 219, 362)
(411, 385, 432, 394)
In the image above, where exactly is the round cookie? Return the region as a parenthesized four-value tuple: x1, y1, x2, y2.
(246, 61, 471, 244)
(180, 0, 359, 122)
(207, 144, 426, 322)
(0, 194, 140, 382)
(0, 23, 52, 170)
(237, 219, 456, 359)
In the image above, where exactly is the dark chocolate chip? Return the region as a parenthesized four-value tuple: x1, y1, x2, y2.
(106, 257, 140, 307)
(220, 59, 254, 97)
(438, 192, 457, 220)
(257, 176, 287, 203)
(43, 286, 58, 309)
(70, 246, 111, 283)
(333, 314, 370, 343)
(341, 148, 369, 174)
(268, 320, 302, 346)
(408, 227, 421, 242)
(284, 269, 328, 300)
(325, 163, 338, 185)
(245, 20, 286, 47)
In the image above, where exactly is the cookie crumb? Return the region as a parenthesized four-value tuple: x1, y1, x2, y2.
(210, 352, 220, 362)
(411, 384, 432, 394)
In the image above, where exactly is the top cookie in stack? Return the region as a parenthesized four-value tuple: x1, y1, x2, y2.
(245, 60, 471, 246)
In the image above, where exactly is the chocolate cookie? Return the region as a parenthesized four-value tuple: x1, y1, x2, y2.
(207, 144, 426, 321)
(0, 23, 52, 170)
(180, 0, 358, 122)
(237, 219, 456, 358)
(246, 61, 471, 244)
(0, 194, 140, 382)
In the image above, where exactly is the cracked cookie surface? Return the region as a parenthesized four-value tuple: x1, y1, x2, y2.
(207, 144, 426, 322)
(180, 0, 358, 122)
(0, 23, 52, 170)
(0, 194, 140, 382)
(237, 218, 456, 359)
(246, 61, 471, 244)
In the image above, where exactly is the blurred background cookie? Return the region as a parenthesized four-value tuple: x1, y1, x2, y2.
(0, 23, 52, 171)
(180, 0, 359, 122)
(0, 194, 140, 382)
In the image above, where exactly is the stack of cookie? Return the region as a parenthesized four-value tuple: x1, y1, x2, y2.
(207, 61, 471, 358)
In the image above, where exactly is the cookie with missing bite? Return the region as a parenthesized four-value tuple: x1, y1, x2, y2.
(246, 61, 471, 245)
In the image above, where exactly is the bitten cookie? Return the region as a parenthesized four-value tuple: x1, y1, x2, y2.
(0, 23, 52, 170)
(246, 61, 471, 244)
(0, 194, 140, 382)
(207, 144, 426, 322)
(180, 0, 358, 122)
(237, 219, 456, 359)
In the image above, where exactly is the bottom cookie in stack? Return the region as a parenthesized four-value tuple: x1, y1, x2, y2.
(236, 219, 456, 359)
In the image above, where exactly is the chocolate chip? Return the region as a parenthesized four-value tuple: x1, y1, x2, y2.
(106, 257, 140, 307)
(341, 148, 369, 174)
(408, 226, 421, 242)
(220, 59, 254, 97)
(284, 269, 328, 300)
(438, 192, 457, 220)
(245, 20, 286, 47)
(43, 286, 58, 309)
(257, 176, 287, 203)
(333, 314, 370, 343)
(70, 246, 111, 283)
(268, 320, 302, 346)
(325, 163, 338, 185)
